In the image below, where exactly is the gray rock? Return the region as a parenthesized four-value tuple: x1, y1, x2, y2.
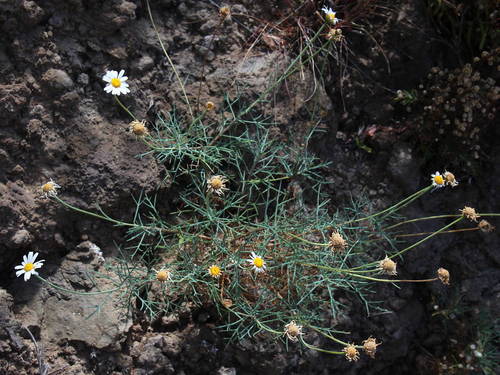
(10, 229, 31, 247)
(41, 68, 74, 92)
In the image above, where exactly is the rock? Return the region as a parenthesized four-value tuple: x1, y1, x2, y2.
(387, 143, 420, 192)
(41, 68, 74, 92)
(22, 1, 45, 25)
(9, 229, 32, 247)
(15, 255, 132, 350)
(217, 367, 236, 375)
(0, 83, 31, 120)
(134, 55, 154, 72)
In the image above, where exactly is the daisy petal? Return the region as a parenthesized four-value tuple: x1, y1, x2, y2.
(14, 265, 24, 270)
(16, 270, 24, 277)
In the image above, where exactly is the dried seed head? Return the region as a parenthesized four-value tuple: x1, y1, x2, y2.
(362, 337, 381, 358)
(329, 231, 347, 252)
(219, 6, 231, 20)
(460, 206, 480, 222)
(129, 120, 148, 137)
(379, 256, 397, 275)
(207, 175, 229, 196)
(205, 101, 215, 111)
(325, 28, 343, 42)
(221, 298, 233, 308)
(478, 219, 495, 233)
(437, 267, 450, 285)
(156, 269, 171, 282)
(284, 321, 303, 342)
(443, 171, 459, 187)
(343, 344, 360, 362)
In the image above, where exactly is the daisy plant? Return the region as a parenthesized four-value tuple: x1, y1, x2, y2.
(35, 0, 500, 364)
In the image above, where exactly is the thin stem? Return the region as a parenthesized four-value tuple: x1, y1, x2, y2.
(245, 176, 292, 184)
(146, 0, 193, 120)
(299, 336, 344, 355)
(340, 185, 432, 226)
(208, 24, 328, 147)
(388, 216, 464, 260)
(114, 96, 138, 121)
(349, 216, 464, 271)
(288, 233, 328, 247)
(35, 274, 125, 295)
(308, 326, 350, 346)
(394, 227, 478, 238)
(53, 196, 176, 234)
(384, 214, 460, 230)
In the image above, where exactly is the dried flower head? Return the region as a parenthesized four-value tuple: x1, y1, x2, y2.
(343, 343, 360, 362)
(207, 175, 229, 196)
(221, 298, 233, 308)
(326, 28, 343, 42)
(14, 252, 45, 282)
(205, 101, 215, 111)
(362, 337, 381, 358)
(208, 265, 222, 278)
(322, 6, 339, 25)
(102, 69, 130, 96)
(41, 179, 61, 198)
(329, 231, 347, 253)
(431, 171, 445, 188)
(437, 267, 450, 285)
(284, 321, 303, 342)
(443, 171, 459, 187)
(478, 219, 495, 233)
(219, 6, 231, 20)
(460, 206, 480, 222)
(129, 120, 149, 137)
(247, 252, 266, 273)
(156, 269, 171, 282)
(379, 256, 397, 275)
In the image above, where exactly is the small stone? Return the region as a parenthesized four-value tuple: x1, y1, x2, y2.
(41, 68, 74, 92)
(10, 229, 32, 247)
(134, 55, 154, 72)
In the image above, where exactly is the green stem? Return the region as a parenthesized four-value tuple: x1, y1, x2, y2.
(245, 176, 292, 184)
(340, 185, 432, 226)
(288, 233, 329, 247)
(146, 0, 193, 121)
(308, 326, 350, 346)
(299, 336, 344, 355)
(35, 274, 125, 296)
(387, 216, 463, 260)
(384, 214, 460, 230)
(208, 24, 329, 147)
(53, 196, 176, 234)
(114, 96, 138, 121)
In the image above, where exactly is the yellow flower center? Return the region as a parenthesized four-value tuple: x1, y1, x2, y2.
(24, 263, 35, 272)
(433, 175, 444, 185)
(42, 182, 54, 192)
(209, 265, 221, 277)
(253, 257, 264, 268)
(156, 270, 170, 282)
(326, 13, 336, 23)
(210, 178, 223, 189)
(111, 78, 122, 88)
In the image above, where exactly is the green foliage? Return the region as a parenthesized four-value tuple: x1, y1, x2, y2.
(426, 0, 498, 57)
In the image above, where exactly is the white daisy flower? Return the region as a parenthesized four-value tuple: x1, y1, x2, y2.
(41, 179, 61, 198)
(102, 69, 130, 95)
(431, 171, 445, 188)
(14, 252, 45, 281)
(322, 6, 340, 25)
(247, 252, 266, 273)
